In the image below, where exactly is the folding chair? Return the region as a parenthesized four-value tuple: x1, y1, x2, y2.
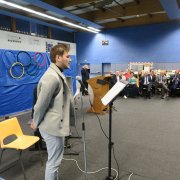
(0, 117, 43, 180)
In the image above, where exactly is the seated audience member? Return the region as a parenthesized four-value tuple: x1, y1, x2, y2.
(141, 71, 152, 99)
(120, 71, 126, 81)
(127, 72, 139, 97)
(111, 70, 121, 85)
(138, 70, 143, 81)
(124, 69, 131, 81)
(128, 72, 137, 85)
(169, 70, 180, 96)
(137, 70, 144, 95)
(110, 71, 127, 97)
(156, 72, 169, 99)
(149, 70, 156, 95)
(119, 71, 128, 98)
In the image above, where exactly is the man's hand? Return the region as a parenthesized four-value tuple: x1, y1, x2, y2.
(30, 120, 37, 130)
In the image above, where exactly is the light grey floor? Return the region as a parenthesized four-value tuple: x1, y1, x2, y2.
(1, 95, 180, 180)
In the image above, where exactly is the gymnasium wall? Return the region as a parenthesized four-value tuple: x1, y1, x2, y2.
(76, 21, 180, 73)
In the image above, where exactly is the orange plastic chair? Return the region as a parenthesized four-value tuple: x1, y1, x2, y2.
(0, 117, 43, 180)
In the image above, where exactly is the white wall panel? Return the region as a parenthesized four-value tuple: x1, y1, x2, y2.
(0, 30, 76, 55)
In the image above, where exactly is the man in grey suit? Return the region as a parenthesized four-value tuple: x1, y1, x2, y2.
(156, 72, 169, 99)
(31, 44, 75, 180)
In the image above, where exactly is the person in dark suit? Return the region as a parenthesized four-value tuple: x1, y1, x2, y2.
(149, 70, 156, 95)
(141, 72, 152, 98)
(110, 71, 121, 85)
(81, 65, 90, 95)
(169, 70, 180, 96)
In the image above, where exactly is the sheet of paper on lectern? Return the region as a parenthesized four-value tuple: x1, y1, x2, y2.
(101, 81, 128, 106)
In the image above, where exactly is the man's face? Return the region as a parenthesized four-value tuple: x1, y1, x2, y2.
(115, 71, 120, 76)
(57, 51, 71, 69)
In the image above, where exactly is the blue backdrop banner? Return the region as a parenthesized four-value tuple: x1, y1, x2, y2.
(0, 49, 77, 117)
(0, 50, 50, 86)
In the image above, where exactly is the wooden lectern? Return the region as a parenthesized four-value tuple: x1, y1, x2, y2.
(87, 75, 112, 114)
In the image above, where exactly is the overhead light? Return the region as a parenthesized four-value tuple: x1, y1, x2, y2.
(87, 26, 101, 32)
(0, 0, 100, 34)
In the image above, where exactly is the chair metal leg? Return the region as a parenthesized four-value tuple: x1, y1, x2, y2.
(0, 149, 5, 166)
(19, 150, 27, 180)
(37, 142, 43, 166)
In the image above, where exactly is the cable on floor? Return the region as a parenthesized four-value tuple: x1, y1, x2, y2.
(128, 173, 133, 180)
(63, 157, 118, 179)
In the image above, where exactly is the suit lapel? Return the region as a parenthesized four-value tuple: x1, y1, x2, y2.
(50, 63, 71, 93)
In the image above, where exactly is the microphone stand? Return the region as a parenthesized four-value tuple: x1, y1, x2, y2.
(64, 88, 82, 156)
(96, 77, 116, 179)
(79, 87, 88, 180)
(105, 101, 115, 180)
(99, 78, 128, 180)
(103, 78, 118, 180)
(82, 121, 88, 180)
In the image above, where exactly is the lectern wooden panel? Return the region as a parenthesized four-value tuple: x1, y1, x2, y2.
(87, 75, 111, 113)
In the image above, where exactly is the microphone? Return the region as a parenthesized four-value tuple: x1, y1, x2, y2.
(97, 79, 107, 85)
(97, 79, 115, 91)
(74, 76, 81, 99)
(74, 76, 88, 99)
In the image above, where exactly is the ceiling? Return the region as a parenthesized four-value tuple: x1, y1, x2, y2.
(52, 0, 169, 29)
(0, 0, 180, 32)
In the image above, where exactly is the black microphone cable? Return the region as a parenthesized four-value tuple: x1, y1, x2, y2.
(87, 93, 120, 180)
(87, 93, 108, 139)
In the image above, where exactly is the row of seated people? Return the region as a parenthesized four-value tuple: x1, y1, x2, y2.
(110, 70, 180, 99)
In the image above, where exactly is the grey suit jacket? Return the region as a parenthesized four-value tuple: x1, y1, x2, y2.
(33, 63, 75, 137)
(156, 75, 167, 83)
